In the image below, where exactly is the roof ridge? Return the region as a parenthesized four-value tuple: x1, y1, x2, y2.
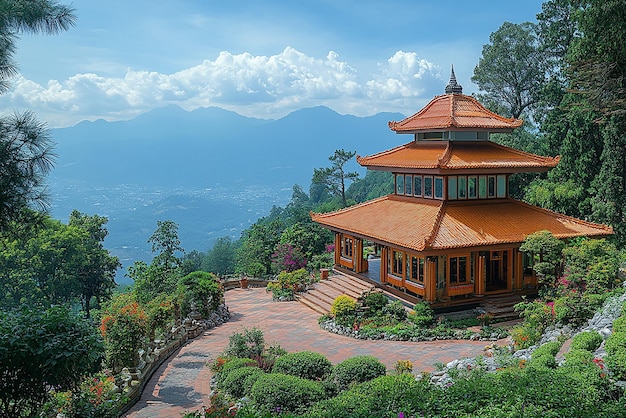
(388, 94, 448, 131)
(423, 200, 447, 249)
(487, 141, 560, 164)
(437, 140, 453, 167)
(509, 199, 613, 233)
(356, 141, 414, 166)
(310, 195, 391, 219)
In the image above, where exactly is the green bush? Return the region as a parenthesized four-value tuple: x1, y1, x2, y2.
(218, 357, 255, 387)
(330, 355, 387, 391)
(249, 373, 325, 414)
(272, 351, 332, 380)
(528, 341, 561, 370)
(221, 366, 264, 399)
(605, 331, 626, 380)
(382, 300, 407, 321)
(330, 295, 357, 327)
(564, 348, 594, 365)
(613, 315, 626, 332)
(224, 327, 265, 359)
(532, 340, 562, 358)
(408, 301, 434, 327)
(570, 331, 603, 352)
(307, 374, 425, 418)
(362, 291, 389, 313)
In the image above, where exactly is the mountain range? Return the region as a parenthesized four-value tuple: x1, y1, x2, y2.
(48, 105, 405, 282)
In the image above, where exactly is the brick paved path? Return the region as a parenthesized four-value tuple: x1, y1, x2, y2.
(125, 288, 508, 417)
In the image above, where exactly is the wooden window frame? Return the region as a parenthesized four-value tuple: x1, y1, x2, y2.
(407, 254, 425, 284)
(448, 254, 470, 284)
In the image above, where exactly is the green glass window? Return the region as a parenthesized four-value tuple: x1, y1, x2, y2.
(434, 177, 443, 199)
(414, 176, 422, 197)
(488, 176, 496, 198)
(396, 174, 404, 195)
(478, 176, 487, 198)
(448, 177, 458, 199)
(405, 175, 413, 195)
(424, 176, 433, 198)
(468, 176, 477, 199)
(458, 176, 467, 199)
(497, 175, 506, 198)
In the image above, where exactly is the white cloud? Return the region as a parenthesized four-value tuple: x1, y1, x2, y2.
(0, 47, 443, 127)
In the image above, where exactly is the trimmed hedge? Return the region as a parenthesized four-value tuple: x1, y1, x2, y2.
(605, 331, 626, 380)
(217, 357, 255, 387)
(570, 331, 603, 352)
(272, 351, 332, 380)
(221, 366, 264, 399)
(249, 373, 325, 414)
(330, 355, 387, 391)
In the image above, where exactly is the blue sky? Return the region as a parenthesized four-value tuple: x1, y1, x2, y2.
(4, 0, 546, 127)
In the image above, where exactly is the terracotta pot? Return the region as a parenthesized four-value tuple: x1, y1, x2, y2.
(240, 277, 249, 289)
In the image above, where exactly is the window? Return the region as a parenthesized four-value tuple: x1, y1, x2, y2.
(396, 174, 404, 195)
(468, 176, 477, 199)
(458, 176, 467, 199)
(424, 176, 433, 198)
(408, 255, 425, 283)
(405, 175, 413, 196)
(497, 175, 506, 198)
(434, 177, 444, 199)
(488, 176, 496, 198)
(478, 176, 487, 198)
(392, 250, 403, 276)
(342, 237, 353, 258)
(448, 177, 458, 200)
(449, 255, 468, 284)
(414, 176, 423, 197)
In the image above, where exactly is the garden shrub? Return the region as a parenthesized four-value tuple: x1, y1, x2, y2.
(221, 366, 264, 399)
(330, 295, 357, 326)
(408, 301, 434, 327)
(224, 327, 265, 358)
(382, 300, 407, 321)
(605, 331, 626, 380)
(306, 374, 426, 418)
(570, 331, 603, 352)
(362, 291, 388, 313)
(613, 315, 626, 332)
(329, 355, 387, 391)
(249, 373, 325, 414)
(217, 357, 255, 387)
(510, 322, 542, 349)
(554, 293, 605, 327)
(562, 238, 622, 293)
(272, 351, 332, 380)
(532, 341, 562, 358)
(179, 271, 223, 318)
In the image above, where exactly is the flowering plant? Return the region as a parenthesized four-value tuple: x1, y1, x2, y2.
(100, 293, 148, 372)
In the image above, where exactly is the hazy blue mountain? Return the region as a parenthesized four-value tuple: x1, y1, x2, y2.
(48, 105, 405, 282)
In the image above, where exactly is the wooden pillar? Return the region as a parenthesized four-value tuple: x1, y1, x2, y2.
(476, 255, 486, 296)
(380, 247, 388, 284)
(425, 258, 437, 302)
(507, 249, 514, 291)
(515, 250, 523, 290)
(334, 233, 341, 266)
(355, 239, 364, 273)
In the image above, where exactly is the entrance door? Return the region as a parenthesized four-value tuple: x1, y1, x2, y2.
(483, 250, 509, 292)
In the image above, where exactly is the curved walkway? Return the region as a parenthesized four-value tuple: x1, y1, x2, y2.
(126, 288, 508, 417)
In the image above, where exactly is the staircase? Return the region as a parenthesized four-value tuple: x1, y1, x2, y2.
(480, 293, 527, 321)
(297, 272, 378, 315)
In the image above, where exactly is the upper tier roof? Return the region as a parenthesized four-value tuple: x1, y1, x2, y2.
(388, 93, 523, 133)
(356, 140, 559, 173)
(311, 196, 612, 252)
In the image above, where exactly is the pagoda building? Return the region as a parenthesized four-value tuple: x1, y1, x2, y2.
(312, 69, 612, 305)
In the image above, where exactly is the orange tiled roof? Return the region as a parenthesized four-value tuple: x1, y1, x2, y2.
(312, 196, 612, 252)
(356, 140, 559, 171)
(388, 94, 523, 133)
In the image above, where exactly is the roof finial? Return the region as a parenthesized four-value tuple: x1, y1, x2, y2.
(445, 65, 463, 94)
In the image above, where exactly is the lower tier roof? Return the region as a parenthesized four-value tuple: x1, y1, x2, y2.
(311, 195, 613, 252)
